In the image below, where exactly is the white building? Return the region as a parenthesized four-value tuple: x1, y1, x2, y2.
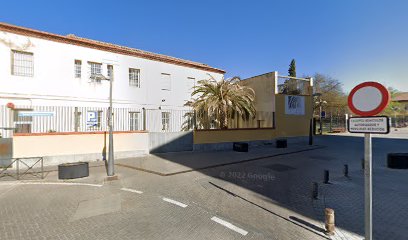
(0, 22, 225, 135)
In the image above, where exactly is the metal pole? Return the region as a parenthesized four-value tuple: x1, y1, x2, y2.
(41, 157, 44, 179)
(330, 111, 333, 132)
(319, 100, 323, 135)
(364, 133, 372, 240)
(308, 118, 313, 145)
(107, 73, 115, 176)
(16, 159, 19, 180)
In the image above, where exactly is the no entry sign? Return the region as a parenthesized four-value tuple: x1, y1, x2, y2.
(347, 81, 390, 240)
(348, 82, 390, 116)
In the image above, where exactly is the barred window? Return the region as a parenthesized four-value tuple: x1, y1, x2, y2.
(107, 65, 113, 79)
(129, 112, 140, 131)
(129, 68, 140, 87)
(11, 50, 34, 77)
(74, 108, 82, 132)
(162, 112, 170, 131)
(74, 60, 82, 78)
(14, 109, 33, 133)
(88, 62, 102, 75)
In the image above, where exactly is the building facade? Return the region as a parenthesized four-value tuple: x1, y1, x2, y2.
(0, 22, 224, 135)
(393, 92, 408, 111)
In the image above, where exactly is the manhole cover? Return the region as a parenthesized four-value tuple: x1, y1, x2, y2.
(263, 164, 296, 172)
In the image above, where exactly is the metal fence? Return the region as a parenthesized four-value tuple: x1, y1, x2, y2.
(390, 115, 408, 128)
(0, 105, 275, 136)
(277, 76, 311, 95)
(0, 105, 194, 135)
(321, 115, 347, 132)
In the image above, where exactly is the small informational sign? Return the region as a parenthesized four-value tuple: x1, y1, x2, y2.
(348, 116, 390, 134)
(18, 111, 55, 117)
(86, 111, 99, 127)
(321, 111, 326, 118)
(285, 95, 305, 115)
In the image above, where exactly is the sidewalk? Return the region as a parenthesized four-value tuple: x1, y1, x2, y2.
(116, 143, 323, 176)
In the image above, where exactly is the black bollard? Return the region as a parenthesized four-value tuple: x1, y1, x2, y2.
(324, 170, 329, 184)
(312, 182, 318, 199)
(343, 164, 349, 177)
(361, 158, 365, 170)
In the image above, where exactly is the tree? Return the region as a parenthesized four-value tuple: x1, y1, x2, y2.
(312, 73, 347, 116)
(187, 76, 256, 129)
(382, 87, 405, 116)
(283, 59, 300, 94)
(288, 59, 296, 77)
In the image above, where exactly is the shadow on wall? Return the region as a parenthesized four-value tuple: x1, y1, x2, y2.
(149, 131, 193, 153)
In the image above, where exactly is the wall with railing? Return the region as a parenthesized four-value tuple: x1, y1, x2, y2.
(0, 105, 195, 137)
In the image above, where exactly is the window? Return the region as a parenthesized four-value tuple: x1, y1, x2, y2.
(129, 112, 140, 131)
(161, 112, 170, 131)
(161, 73, 171, 90)
(11, 50, 34, 77)
(74, 60, 82, 78)
(186, 77, 195, 100)
(129, 68, 140, 87)
(88, 62, 102, 75)
(107, 65, 113, 79)
(13, 109, 33, 133)
(74, 108, 82, 132)
(97, 111, 103, 129)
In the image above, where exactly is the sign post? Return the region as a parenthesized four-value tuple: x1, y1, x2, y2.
(347, 81, 390, 240)
(364, 132, 372, 240)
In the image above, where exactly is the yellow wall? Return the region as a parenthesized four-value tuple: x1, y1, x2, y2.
(193, 93, 313, 144)
(240, 72, 276, 113)
(194, 128, 277, 144)
(13, 132, 148, 158)
(274, 94, 312, 137)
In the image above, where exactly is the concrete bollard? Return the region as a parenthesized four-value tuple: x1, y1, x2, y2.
(324, 170, 329, 184)
(325, 208, 335, 235)
(343, 164, 349, 177)
(312, 182, 318, 199)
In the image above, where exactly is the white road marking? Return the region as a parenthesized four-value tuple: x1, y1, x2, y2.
(162, 197, 188, 208)
(211, 216, 248, 236)
(120, 188, 143, 194)
(0, 182, 103, 187)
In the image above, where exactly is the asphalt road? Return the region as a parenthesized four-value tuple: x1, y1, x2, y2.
(0, 133, 406, 240)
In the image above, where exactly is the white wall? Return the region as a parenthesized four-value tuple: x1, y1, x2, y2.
(0, 31, 224, 109)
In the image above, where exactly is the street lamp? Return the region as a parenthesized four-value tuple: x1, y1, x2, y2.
(91, 72, 114, 176)
(315, 97, 327, 135)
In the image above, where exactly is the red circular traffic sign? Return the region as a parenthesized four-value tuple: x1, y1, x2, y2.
(348, 82, 390, 116)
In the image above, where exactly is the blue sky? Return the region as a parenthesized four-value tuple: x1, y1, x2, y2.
(1, 0, 407, 92)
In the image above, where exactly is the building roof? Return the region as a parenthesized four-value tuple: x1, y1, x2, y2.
(0, 22, 225, 74)
(393, 92, 408, 102)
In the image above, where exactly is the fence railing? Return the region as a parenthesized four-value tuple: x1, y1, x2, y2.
(0, 157, 44, 180)
(0, 105, 275, 135)
(0, 105, 195, 135)
(277, 76, 312, 95)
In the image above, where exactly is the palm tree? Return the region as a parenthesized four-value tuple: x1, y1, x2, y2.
(187, 75, 256, 129)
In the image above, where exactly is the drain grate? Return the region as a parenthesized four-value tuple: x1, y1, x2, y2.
(263, 163, 296, 172)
